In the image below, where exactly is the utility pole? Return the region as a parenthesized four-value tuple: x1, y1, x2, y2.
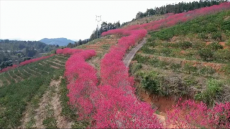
(96, 15, 101, 39)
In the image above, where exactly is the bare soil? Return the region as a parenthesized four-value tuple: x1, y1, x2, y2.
(20, 76, 73, 128)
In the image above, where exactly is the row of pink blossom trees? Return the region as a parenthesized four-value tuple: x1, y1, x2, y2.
(122, 2, 230, 32)
(57, 47, 163, 127)
(56, 48, 99, 121)
(96, 29, 162, 128)
(0, 54, 55, 73)
(58, 3, 230, 128)
(167, 99, 230, 128)
(99, 2, 230, 128)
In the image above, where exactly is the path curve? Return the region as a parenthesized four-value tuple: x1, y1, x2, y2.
(123, 38, 146, 67)
(123, 37, 168, 127)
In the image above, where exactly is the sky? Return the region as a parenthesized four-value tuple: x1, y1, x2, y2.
(0, 0, 198, 41)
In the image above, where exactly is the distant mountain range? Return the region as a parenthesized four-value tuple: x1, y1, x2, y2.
(39, 38, 76, 46)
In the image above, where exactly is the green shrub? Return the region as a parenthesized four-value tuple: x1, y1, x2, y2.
(221, 19, 230, 31)
(141, 71, 159, 94)
(183, 76, 197, 86)
(214, 49, 230, 63)
(199, 48, 214, 61)
(158, 61, 169, 69)
(131, 63, 142, 74)
(180, 41, 192, 49)
(195, 79, 222, 106)
(208, 42, 223, 50)
(211, 32, 222, 41)
(133, 54, 148, 63)
(142, 46, 155, 54)
(149, 58, 159, 66)
(146, 40, 157, 47)
(198, 32, 208, 39)
(226, 38, 230, 46)
(170, 63, 181, 72)
(183, 63, 197, 74)
(206, 23, 218, 32)
(192, 42, 206, 49)
(221, 64, 230, 75)
(43, 117, 57, 128)
(161, 48, 172, 56)
(199, 67, 216, 75)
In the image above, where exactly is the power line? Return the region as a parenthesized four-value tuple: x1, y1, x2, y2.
(96, 15, 101, 38)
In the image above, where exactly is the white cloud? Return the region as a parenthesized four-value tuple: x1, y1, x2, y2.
(0, 0, 198, 41)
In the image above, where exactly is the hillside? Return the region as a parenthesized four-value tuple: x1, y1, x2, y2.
(131, 10, 230, 110)
(0, 2, 230, 128)
(0, 55, 70, 128)
(40, 38, 75, 46)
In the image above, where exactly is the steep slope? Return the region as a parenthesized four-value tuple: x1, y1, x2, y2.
(131, 10, 230, 110)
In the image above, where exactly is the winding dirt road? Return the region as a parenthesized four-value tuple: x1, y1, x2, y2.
(123, 37, 169, 127)
(123, 38, 146, 67)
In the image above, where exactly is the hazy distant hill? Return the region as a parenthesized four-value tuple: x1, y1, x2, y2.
(39, 38, 75, 46)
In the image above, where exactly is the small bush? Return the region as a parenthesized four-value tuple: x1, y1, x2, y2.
(211, 32, 222, 41)
(131, 63, 142, 74)
(226, 38, 230, 46)
(214, 49, 230, 62)
(195, 79, 222, 106)
(161, 48, 172, 56)
(208, 42, 223, 50)
(170, 63, 181, 72)
(198, 32, 208, 39)
(142, 46, 155, 54)
(199, 66, 216, 75)
(183, 63, 197, 74)
(146, 40, 157, 47)
(141, 71, 159, 94)
(180, 41, 192, 49)
(221, 64, 230, 75)
(192, 42, 206, 49)
(149, 58, 159, 66)
(199, 48, 214, 61)
(133, 54, 149, 63)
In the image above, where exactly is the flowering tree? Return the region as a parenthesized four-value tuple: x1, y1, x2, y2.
(57, 3, 230, 128)
(166, 99, 230, 128)
(57, 48, 98, 120)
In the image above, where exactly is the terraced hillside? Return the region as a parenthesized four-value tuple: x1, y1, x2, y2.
(0, 55, 71, 128)
(130, 10, 230, 111)
(0, 2, 230, 128)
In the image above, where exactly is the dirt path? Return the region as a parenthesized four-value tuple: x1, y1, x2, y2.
(123, 38, 146, 67)
(50, 77, 73, 128)
(122, 37, 169, 127)
(20, 77, 73, 128)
